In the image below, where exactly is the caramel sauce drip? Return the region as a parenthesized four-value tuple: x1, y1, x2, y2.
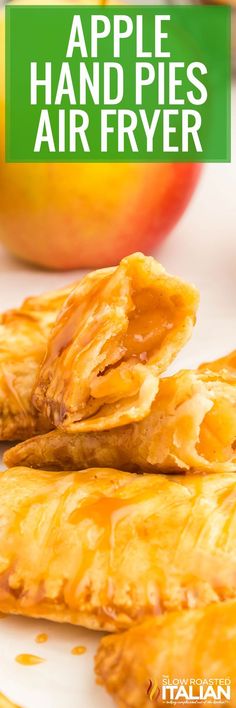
(71, 645, 87, 655)
(15, 654, 45, 666)
(69, 494, 133, 527)
(69, 493, 144, 598)
(123, 290, 174, 360)
(35, 633, 48, 644)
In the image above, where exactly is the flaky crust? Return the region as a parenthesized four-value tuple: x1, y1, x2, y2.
(198, 349, 236, 376)
(1, 468, 236, 630)
(33, 253, 199, 432)
(95, 600, 236, 707)
(0, 284, 73, 441)
(6, 364, 236, 473)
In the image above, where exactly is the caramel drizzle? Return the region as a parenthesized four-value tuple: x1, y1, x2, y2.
(15, 654, 45, 666)
(35, 633, 48, 644)
(71, 645, 87, 655)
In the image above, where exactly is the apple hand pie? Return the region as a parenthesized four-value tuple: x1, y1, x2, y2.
(95, 600, 236, 708)
(6, 364, 236, 473)
(1, 467, 236, 630)
(0, 283, 73, 441)
(33, 253, 199, 432)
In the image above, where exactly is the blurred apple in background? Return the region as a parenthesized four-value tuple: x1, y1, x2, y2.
(0, 0, 201, 270)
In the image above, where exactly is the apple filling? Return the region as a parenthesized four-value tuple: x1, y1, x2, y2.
(196, 398, 236, 464)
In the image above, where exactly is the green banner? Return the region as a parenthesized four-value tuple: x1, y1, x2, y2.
(5, 5, 231, 163)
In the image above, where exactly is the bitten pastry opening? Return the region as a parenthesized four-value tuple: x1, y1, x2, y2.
(33, 252, 199, 433)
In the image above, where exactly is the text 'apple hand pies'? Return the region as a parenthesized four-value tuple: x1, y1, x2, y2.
(95, 600, 236, 708)
(0, 283, 72, 441)
(1, 467, 236, 630)
(33, 253, 199, 432)
(7, 362, 236, 473)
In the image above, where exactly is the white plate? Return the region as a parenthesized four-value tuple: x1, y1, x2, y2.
(0, 614, 112, 708)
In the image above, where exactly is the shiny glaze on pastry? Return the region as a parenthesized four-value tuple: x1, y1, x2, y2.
(0, 467, 236, 630)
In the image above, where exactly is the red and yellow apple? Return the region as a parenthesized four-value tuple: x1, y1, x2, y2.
(0, 1, 201, 270)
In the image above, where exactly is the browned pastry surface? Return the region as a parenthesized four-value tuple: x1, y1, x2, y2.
(6, 361, 236, 474)
(0, 467, 236, 630)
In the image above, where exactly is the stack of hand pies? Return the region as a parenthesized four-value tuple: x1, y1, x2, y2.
(1, 253, 236, 707)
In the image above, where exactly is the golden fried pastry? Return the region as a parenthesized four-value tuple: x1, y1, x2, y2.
(7, 366, 236, 473)
(1, 467, 236, 630)
(95, 600, 236, 707)
(33, 253, 199, 432)
(199, 349, 236, 377)
(0, 694, 22, 708)
(0, 284, 72, 441)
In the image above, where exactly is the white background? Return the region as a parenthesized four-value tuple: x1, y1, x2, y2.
(0, 71, 235, 708)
